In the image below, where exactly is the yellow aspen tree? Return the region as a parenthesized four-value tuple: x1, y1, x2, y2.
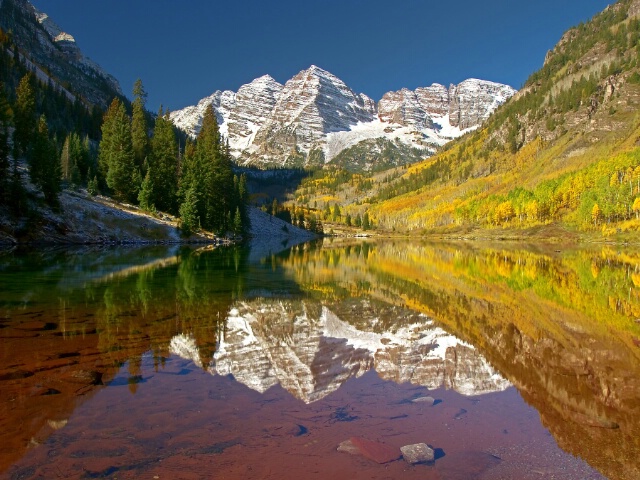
(592, 203, 603, 226)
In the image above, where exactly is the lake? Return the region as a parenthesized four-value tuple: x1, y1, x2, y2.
(1, 240, 639, 480)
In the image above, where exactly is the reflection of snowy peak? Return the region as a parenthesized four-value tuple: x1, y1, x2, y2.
(170, 300, 510, 403)
(170, 66, 515, 169)
(169, 333, 203, 368)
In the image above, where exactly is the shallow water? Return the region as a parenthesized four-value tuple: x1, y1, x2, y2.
(1, 240, 638, 479)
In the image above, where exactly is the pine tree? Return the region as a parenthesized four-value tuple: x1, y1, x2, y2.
(131, 79, 150, 170)
(0, 83, 11, 203)
(179, 183, 200, 237)
(60, 133, 85, 185)
(232, 206, 243, 236)
(138, 167, 155, 213)
(332, 204, 341, 222)
(87, 175, 99, 196)
(31, 115, 61, 207)
(196, 104, 233, 233)
(13, 73, 36, 159)
(99, 99, 139, 202)
(149, 108, 178, 213)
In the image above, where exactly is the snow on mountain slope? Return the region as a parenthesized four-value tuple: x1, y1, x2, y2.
(448, 78, 516, 129)
(170, 65, 516, 169)
(225, 75, 283, 154)
(170, 90, 235, 139)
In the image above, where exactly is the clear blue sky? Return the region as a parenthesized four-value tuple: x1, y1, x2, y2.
(31, 0, 612, 112)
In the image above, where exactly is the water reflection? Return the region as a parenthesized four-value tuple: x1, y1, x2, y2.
(273, 240, 640, 480)
(185, 301, 509, 403)
(0, 241, 638, 479)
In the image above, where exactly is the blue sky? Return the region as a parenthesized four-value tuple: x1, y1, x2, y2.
(31, 0, 613, 112)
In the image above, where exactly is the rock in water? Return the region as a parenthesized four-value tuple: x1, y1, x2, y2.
(337, 439, 360, 455)
(411, 396, 435, 405)
(401, 443, 435, 464)
(349, 436, 401, 464)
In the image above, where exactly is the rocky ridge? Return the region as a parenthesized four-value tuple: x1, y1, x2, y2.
(171, 65, 516, 169)
(0, 0, 122, 108)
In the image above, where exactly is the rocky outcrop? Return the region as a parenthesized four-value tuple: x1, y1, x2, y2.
(448, 79, 515, 129)
(171, 66, 516, 169)
(0, 0, 122, 108)
(379, 80, 516, 132)
(225, 75, 283, 154)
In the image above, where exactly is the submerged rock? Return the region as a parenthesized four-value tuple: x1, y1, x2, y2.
(411, 396, 435, 405)
(401, 443, 435, 464)
(337, 439, 360, 455)
(349, 436, 401, 464)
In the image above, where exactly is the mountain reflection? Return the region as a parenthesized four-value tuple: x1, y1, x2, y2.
(270, 240, 640, 480)
(1, 241, 639, 479)
(169, 300, 509, 403)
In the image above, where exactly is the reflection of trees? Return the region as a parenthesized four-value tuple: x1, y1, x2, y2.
(275, 240, 640, 480)
(92, 246, 248, 381)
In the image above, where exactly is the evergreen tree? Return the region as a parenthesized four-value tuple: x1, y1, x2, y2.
(98, 99, 119, 182)
(201, 105, 232, 232)
(87, 175, 99, 196)
(149, 108, 178, 213)
(232, 206, 243, 236)
(332, 204, 341, 222)
(138, 167, 155, 213)
(99, 99, 139, 202)
(177, 105, 247, 236)
(362, 212, 371, 230)
(0, 83, 11, 203)
(131, 79, 149, 170)
(236, 173, 250, 232)
(179, 183, 200, 237)
(185, 104, 234, 233)
(13, 73, 36, 159)
(30, 115, 61, 207)
(60, 132, 87, 186)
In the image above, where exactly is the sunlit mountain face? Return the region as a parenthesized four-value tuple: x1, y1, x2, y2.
(1, 241, 638, 479)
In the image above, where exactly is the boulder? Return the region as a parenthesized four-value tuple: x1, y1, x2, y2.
(401, 443, 435, 464)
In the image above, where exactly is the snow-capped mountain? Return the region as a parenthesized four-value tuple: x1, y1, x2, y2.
(170, 65, 516, 170)
(0, 0, 122, 108)
(170, 300, 510, 403)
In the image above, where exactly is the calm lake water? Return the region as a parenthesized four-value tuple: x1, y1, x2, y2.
(0, 240, 639, 480)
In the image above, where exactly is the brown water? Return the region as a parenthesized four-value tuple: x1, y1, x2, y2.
(1, 241, 639, 479)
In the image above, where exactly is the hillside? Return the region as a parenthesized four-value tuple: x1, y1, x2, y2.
(0, 0, 122, 109)
(286, 0, 640, 242)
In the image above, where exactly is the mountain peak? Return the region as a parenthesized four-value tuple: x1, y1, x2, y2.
(170, 68, 515, 169)
(251, 74, 282, 87)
